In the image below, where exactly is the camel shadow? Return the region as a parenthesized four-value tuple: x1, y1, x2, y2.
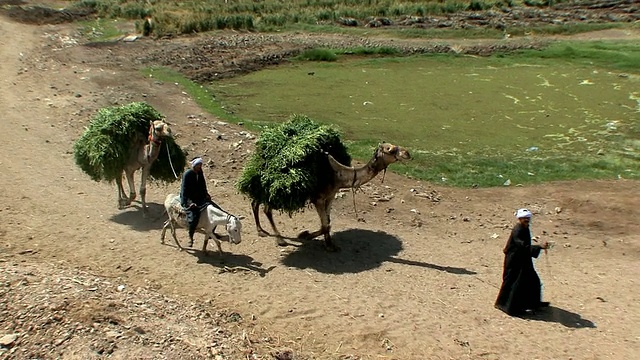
(109, 202, 166, 231)
(280, 228, 477, 275)
(525, 306, 597, 328)
(188, 249, 276, 278)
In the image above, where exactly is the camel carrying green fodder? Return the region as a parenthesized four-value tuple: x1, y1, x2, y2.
(237, 114, 411, 251)
(73, 102, 186, 216)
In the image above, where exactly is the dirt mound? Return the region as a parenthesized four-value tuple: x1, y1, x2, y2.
(1, 5, 94, 25)
(143, 33, 548, 82)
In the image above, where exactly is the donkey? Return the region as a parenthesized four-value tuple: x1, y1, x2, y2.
(161, 194, 242, 255)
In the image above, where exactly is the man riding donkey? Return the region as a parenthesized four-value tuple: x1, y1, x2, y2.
(180, 157, 222, 246)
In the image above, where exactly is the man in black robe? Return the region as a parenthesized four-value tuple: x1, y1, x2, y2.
(495, 208, 550, 316)
(180, 157, 219, 246)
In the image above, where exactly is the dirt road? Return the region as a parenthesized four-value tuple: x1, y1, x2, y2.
(1, 3, 639, 360)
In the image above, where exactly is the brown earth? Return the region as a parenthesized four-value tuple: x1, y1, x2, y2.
(1, 1, 639, 359)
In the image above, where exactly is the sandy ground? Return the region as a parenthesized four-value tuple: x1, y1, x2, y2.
(1, 2, 639, 359)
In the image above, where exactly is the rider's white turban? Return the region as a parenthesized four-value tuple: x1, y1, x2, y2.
(515, 208, 532, 219)
(191, 157, 203, 168)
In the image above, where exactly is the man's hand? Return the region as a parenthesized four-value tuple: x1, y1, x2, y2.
(540, 241, 549, 250)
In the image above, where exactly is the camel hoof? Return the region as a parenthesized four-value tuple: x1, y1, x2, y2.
(324, 243, 340, 252)
(275, 237, 288, 247)
(257, 230, 270, 238)
(297, 230, 313, 240)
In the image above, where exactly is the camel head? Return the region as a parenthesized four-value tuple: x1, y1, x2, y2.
(373, 142, 411, 168)
(149, 120, 172, 144)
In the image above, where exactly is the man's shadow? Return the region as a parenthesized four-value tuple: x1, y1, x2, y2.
(526, 306, 596, 328)
(109, 202, 166, 231)
(280, 228, 477, 275)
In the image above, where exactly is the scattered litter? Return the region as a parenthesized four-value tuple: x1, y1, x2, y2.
(121, 35, 139, 42)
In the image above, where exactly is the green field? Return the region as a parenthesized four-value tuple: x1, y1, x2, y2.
(203, 42, 640, 187)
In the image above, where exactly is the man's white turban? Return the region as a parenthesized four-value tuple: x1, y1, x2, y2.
(191, 157, 203, 168)
(515, 208, 532, 219)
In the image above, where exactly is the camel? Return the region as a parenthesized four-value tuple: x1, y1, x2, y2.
(116, 120, 172, 217)
(252, 143, 411, 251)
(161, 194, 243, 255)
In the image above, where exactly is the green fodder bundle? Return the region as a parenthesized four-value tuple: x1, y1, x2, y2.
(73, 102, 185, 183)
(237, 114, 351, 215)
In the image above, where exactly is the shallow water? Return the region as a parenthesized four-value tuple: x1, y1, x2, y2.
(216, 56, 638, 157)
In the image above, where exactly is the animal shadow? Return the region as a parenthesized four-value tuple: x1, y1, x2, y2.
(281, 228, 400, 274)
(109, 202, 166, 231)
(281, 228, 477, 275)
(189, 250, 276, 278)
(526, 306, 597, 328)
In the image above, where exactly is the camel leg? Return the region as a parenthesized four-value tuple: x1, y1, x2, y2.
(124, 169, 136, 206)
(116, 174, 129, 209)
(321, 200, 337, 251)
(299, 199, 337, 251)
(252, 200, 270, 237)
(264, 206, 287, 246)
(139, 166, 150, 217)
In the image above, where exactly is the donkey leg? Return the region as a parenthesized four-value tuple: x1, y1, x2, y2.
(213, 237, 223, 256)
(170, 222, 183, 251)
(202, 233, 209, 254)
(161, 220, 169, 244)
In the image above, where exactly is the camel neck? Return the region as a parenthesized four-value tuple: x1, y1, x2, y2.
(340, 157, 384, 189)
(146, 137, 162, 162)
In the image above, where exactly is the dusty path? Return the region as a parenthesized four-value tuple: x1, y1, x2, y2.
(1, 6, 639, 360)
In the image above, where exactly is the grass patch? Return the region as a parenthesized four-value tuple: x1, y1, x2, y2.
(69, 0, 625, 37)
(212, 44, 640, 187)
(507, 40, 640, 72)
(297, 48, 338, 62)
(139, 67, 265, 130)
(335, 46, 401, 56)
(77, 18, 124, 40)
